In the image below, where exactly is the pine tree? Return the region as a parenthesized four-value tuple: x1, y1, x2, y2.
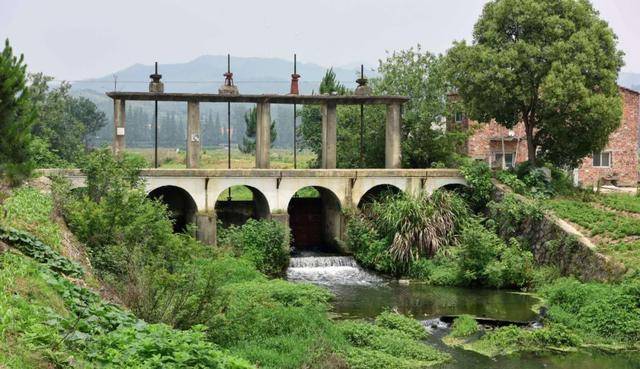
(0, 39, 35, 184)
(239, 107, 277, 154)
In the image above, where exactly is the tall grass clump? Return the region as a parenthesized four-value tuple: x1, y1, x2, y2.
(348, 190, 468, 276)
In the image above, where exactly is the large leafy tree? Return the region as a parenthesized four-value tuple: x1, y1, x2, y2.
(0, 39, 35, 184)
(375, 46, 464, 168)
(446, 0, 624, 167)
(238, 106, 277, 154)
(300, 55, 461, 169)
(29, 73, 107, 165)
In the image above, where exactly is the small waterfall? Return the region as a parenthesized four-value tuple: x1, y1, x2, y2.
(287, 254, 383, 285)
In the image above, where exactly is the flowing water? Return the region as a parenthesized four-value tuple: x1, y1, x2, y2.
(286, 253, 640, 369)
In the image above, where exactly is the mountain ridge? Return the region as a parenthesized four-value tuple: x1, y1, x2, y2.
(74, 55, 367, 95)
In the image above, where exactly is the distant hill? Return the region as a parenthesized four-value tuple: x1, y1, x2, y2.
(619, 72, 640, 92)
(71, 56, 373, 150)
(72, 55, 364, 95)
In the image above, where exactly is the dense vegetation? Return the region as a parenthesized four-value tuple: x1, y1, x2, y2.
(446, 0, 624, 167)
(346, 166, 536, 289)
(1, 150, 455, 369)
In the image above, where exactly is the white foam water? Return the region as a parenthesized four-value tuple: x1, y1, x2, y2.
(286, 255, 383, 285)
(422, 318, 450, 333)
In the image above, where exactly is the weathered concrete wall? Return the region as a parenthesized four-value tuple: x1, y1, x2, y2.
(196, 213, 216, 245)
(492, 182, 626, 282)
(42, 168, 467, 248)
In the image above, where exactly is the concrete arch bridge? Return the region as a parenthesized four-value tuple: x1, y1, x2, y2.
(48, 168, 466, 250)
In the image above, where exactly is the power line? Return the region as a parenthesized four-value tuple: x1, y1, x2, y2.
(51, 79, 361, 84)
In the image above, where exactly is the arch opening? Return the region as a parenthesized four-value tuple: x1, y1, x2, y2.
(287, 186, 342, 254)
(215, 185, 270, 228)
(439, 183, 467, 195)
(357, 184, 402, 209)
(147, 186, 197, 233)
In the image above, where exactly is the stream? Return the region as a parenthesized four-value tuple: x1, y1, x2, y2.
(287, 254, 640, 369)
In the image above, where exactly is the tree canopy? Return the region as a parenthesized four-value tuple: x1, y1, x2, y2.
(299, 52, 463, 169)
(0, 39, 35, 184)
(238, 106, 277, 154)
(446, 0, 624, 167)
(29, 73, 107, 166)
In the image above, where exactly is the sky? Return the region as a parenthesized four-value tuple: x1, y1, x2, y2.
(1, 0, 638, 81)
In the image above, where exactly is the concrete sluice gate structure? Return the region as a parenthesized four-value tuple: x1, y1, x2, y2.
(42, 91, 467, 251)
(47, 168, 467, 251)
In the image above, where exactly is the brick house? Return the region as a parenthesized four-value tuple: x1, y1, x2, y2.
(448, 86, 640, 187)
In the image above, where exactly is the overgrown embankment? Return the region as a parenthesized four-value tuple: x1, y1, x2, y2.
(343, 160, 640, 357)
(0, 149, 452, 369)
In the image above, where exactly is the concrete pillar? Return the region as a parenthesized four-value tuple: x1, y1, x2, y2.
(271, 213, 289, 227)
(196, 212, 216, 246)
(321, 102, 337, 169)
(186, 101, 201, 168)
(255, 102, 271, 168)
(113, 99, 126, 156)
(386, 103, 402, 169)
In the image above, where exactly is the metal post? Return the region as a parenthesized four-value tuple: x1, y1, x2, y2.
(360, 104, 364, 167)
(227, 100, 231, 201)
(293, 104, 297, 169)
(227, 54, 231, 170)
(293, 54, 297, 169)
(154, 62, 159, 168)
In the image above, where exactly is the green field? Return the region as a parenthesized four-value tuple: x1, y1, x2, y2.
(546, 193, 640, 272)
(129, 147, 316, 169)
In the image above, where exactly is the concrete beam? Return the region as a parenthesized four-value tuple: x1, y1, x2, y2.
(113, 99, 126, 156)
(107, 91, 409, 105)
(321, 102, 337, 169)
(255, 102, 271, 168)
(186, 101, 201, 168)
(385, 103, 402, 169)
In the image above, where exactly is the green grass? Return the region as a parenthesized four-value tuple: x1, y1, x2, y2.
(1, 187, 62, 251)
(129, 147, 316, 169)
(546, 198, 640, 239)
(598, 193, 640, 213)
(545, 195, 640, 272)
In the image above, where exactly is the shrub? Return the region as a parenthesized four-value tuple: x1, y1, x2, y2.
(87, 324, 254, 369)
(206, 279, 337, 369)
(449, 315, 478, 338)
(541, 278, 640, 343)
(487, 194, 544, 237)
(348, 190, 468, 276)
(218, 219, 290, 277)
(460, 159, 493, 209)
(59, 150, 213, 323)
(345, 213, 397, 275)
(496, 170, 528, 195)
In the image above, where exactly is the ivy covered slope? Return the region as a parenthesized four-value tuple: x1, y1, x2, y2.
(0, 238, 253, 368)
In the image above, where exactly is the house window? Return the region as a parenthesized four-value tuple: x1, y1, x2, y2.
(494, 152, 515, 169)
(455, 111, 464, 123)
(592, 151, 611, 167)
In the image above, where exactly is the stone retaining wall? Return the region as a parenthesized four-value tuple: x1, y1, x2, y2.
(492, 181, 626, 282)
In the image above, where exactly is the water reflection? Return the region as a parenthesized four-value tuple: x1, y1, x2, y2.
(330, 282, 539, 322)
